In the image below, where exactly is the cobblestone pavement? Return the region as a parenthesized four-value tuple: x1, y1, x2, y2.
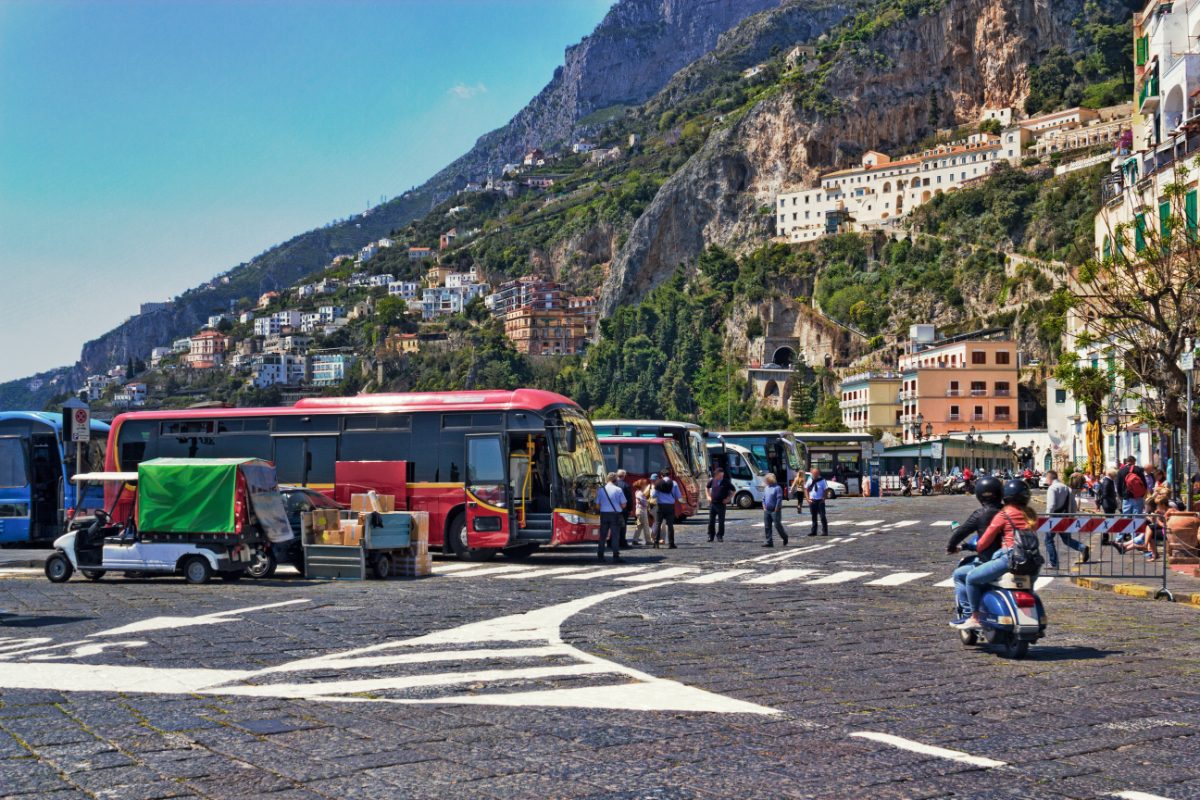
(2, 496, 1199, 799)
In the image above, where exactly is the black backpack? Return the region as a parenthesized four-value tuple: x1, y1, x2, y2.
(1000, 508, 1044, 576)
(655, 478, 673, 495)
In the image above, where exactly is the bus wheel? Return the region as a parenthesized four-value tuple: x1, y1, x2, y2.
(735, 492, 754, 510)
(448, 515, 497, 562)
(182, 557, 212, 585)
(45, 554, 73, 583)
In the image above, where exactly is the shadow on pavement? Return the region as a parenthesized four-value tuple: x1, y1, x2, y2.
(0, 615, 94, 628)
(1024, 646, 1122, 662)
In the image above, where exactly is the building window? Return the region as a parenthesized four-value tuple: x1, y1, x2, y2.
(995, 351, 1011, 365)
(971, 351, 987, 365)
(995, 381, 1010, 396)
(995, 406, 1011, 421)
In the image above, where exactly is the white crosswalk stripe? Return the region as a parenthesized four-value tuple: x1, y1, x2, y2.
(930, 521, 954, 527)
(496, 566, 597, 580)
(684, 569, 754, 584)
(556, 566, 651, 580)
(806, 570, 873, 585)
(742, 569, 818, 585)
(445, 565, 530, 579)
(866, 572, 931, 586)
(616, 567, 699, 582)
(432, 562, 490, 573)
(855, 520, 884, 526)
(883, 520, 920, 528)
(934, 578, 956, 588)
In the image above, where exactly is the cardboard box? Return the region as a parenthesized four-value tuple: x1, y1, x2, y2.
(320, 530, 344, 546)
(344, 526, 363, 547)
(351, 493, 396, 513)
(408, 511, 430, 544)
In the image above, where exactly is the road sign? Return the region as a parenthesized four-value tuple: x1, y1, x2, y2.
(70, 406, 90, 443)
(930, 442, 943, 459)
(1181, 351, 1196, 371)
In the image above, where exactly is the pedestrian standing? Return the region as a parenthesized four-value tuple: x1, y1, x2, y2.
(761, 473, 788, 547)
(1097, 467, 1119, 515)
(1044, 470, 1089, 568)
(615, 469, 633, 548)
(651, 471, 682, 549)
(596, 472, 626, 561)
(707, 467, 732, 542)
(633, 480, 653, 546)
(790, 468, 807, 515)
(1118, 456, 1148, 515)
(806, 468, 830, 536)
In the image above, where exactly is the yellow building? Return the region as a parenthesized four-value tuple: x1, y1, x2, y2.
(839, 372, 903, 434)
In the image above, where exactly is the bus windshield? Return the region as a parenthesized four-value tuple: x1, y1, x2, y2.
(554, 408, 605, 506)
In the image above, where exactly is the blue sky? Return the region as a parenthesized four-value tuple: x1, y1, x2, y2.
(0, 0, 612, 382)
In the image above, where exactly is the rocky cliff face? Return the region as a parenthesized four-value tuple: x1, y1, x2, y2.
(601, 0, 1100, 313)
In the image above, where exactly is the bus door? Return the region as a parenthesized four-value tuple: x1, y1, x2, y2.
(272, 435, 338, 489)
(465, 434, 509, 547)
(28, 432, 62, 539)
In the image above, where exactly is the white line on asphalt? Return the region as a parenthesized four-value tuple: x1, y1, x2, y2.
(445, 566, 530, 578)
(1110, 792, 1177, 800)
(806, 570, 872, 585)
(495, 567, 597, 580)
(850, 732, 1008, 768)
(615, 567, 699, 582)
(684, 569, 754, 584)
(432, 562, 489, 573)
(856, 520, 884, 526)
(1034, 577, 1055, 590)
(556, 566, 652, 580)
(741, 569, 818, 585)
(866, 572, 932, 586)
(88, 600, 311, 637)
(885, 520, 920, 528)
(931, 521, 954, 527)
(934, 578, 956, 588)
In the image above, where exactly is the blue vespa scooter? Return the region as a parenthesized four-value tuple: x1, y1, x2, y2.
(952, 531, 1048, 659)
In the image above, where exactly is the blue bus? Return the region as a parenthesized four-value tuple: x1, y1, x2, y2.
(0, 412, 110, 544)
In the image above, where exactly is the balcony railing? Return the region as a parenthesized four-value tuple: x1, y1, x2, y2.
(970, 389, 987, 397)
(945, 389, 961, 397)
(971, 413, 986, 422)
(947, 414, 962, 422)
(994, 389, 1011, 397)
(994, 413, 1012, 422)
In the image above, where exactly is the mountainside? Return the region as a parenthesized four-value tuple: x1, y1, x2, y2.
(1, 0, 838, 409)
(600, 0, 1118, 312)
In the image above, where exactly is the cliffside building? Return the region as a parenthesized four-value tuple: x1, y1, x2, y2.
(838, 372, 903, 435)
(895, 328, 1020, 443)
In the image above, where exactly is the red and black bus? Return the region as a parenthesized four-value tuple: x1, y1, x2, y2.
(105, 390, 605, 560)
(597, 436, 700, 520)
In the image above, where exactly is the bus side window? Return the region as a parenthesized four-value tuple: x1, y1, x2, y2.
(410, 415, 441, 482)
(600, 444, 618, 472)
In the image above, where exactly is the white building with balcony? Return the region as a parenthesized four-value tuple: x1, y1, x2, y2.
(251, 353, 307, 388)
(310, 353, 354, 386)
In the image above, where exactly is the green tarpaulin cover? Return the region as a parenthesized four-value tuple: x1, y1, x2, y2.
(136, 458, 260, 534)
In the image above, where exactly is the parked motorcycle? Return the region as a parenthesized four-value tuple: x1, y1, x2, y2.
(951, 534, 1047, 659)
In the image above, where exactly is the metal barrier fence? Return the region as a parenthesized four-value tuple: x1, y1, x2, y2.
(1036, 513, 1176, 600)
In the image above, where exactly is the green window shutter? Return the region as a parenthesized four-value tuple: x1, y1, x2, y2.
(1187, 190, 1198, 236)
(1137, 36, 1148, 66)
(1135, 213, 1146, 252)
(1103, 236, 1112, 260)
(1160, 200, 1172, 248)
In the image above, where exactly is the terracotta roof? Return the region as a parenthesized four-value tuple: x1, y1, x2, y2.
(820, 139, 1002, 180)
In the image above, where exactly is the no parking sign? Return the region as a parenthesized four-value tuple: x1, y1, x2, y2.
(62, 398, 90, 443)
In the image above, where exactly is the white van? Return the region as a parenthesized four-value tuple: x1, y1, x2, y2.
(706, 443, 767, 509)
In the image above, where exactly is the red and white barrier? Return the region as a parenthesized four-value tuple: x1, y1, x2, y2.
(1036, 515, 1150, 536)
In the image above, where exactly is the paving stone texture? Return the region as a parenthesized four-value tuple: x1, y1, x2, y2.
(1, 496, 1198, 799)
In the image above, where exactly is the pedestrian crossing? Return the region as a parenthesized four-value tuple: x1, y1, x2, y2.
(429, 561, 1057, 592)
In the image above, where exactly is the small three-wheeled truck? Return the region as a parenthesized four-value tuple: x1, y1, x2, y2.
(45, 457, 293, 585)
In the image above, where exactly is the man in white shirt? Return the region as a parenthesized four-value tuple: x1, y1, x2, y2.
(806, 469, 829, 536)
(1044, 470, 1088, 568)
(596, 472, 627, 561)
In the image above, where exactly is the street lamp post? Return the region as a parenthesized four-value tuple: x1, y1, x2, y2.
(966, 425, 977, 472)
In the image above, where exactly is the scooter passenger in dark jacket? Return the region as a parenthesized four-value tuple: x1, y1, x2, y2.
(948, 476, 1004, 625)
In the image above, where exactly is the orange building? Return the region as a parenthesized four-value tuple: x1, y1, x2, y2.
(504, 307, 590, 356)
(897, 331, 1020, 443)
(186, 330, 230, 369)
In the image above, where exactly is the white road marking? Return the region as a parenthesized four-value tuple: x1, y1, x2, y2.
(806, 570, 872, 585)
(88, 600, 310, 637)
(0, 582, 778, 715)
(615, 567, 699, 582)
(934, 578, 956, 588)
(445, 565, 529, 578)
(0, 567, 40, 576)
(683, 569, 753, 584)
(432, 562, 490, 573)
(1110, 792, 1177, 800)
(555, 566, 651, 580)
(885, 520, 920, 528)
(742, 569, 818, 585)
(850, 732, 1007, 768)
(931, 521, 954, 527)
(495, 566, 597, 580)
(866, 572, 932, 587)
(855, 520, 884, 526)
(1034, 577, 1055, 590)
